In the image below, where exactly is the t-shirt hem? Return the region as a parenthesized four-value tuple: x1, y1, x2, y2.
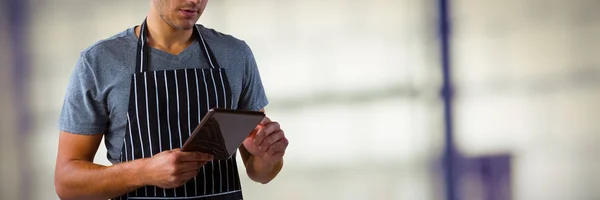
(242, 100, 269, 111)
(58, 124, 106, 135)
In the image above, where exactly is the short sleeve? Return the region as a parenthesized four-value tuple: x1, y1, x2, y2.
(237, 42, 269, 111)
(58, 53, 109, 134)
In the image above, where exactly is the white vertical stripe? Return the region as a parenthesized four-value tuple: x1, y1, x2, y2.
(134, 75, 145, 159)
(134, 74, 145, 200)
(185, 70, 198, 196)
(218, 159, 222, 192)
(185, 70, 191, 137)
(127, 114, 137, 196)
(195, 69, 201, 121)
(140, 24, 145, 73)
(208, 70, 223, 193)
(164, 72, 176, 197)
(230, 159, 234, 191)
(195, 69, 207, 195)
(174, 71, 183, 147)
(174, 71, 187, 196)
(135, 75, 148, 197)
(154, 71, 166, 197)
(198, 33, 215, 69)
(123, 138, 128, 162)
(219, 71, 227, 109)
(185, 70, 191, 134)
(201, 71, 209, 121)
(164, 72, 173, 150)
(144, 74, 154, 157)
(203, 164, 207, 195)
(185, 70, 191, 136)
(201, 70, 214, 194)
(154, 71, 162, 152)
(226, 158, 229, 192)
(209, 70, 219, 109)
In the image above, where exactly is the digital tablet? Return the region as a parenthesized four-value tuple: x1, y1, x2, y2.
(181, 108, 265, 160)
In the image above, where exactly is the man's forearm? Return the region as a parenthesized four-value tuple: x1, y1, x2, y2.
(55, 159, 146, 200)
(245, 155, 283, 184)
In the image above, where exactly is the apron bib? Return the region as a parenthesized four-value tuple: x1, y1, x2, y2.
(113, 19, 243, 200)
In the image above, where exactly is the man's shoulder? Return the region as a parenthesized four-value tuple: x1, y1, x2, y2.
(79, 27, 137, 61)
(197, 25, 252, 54)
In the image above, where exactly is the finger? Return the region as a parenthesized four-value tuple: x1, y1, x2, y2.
(266, 151, 286, 160)
(253, 126, 265, 146)
(266, 138, 289, 155)
(258, 123, 281, 146)
(259, 130, 285, 149)
(196, 153, 214, 161)
(177, 152, 214, 162)
(175, 161, 204, 174)
(254, 122, 280, 146)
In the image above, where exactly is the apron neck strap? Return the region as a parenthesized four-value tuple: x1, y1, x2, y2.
(135, 18, 221, 73)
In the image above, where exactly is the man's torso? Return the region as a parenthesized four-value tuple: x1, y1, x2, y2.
(60, 25, 264, 163)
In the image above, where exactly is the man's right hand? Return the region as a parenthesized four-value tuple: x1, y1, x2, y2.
(54, 131, 215, 200)
(141, 149, 214, 189)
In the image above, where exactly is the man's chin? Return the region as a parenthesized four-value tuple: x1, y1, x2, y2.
(176, 22, 196, 30)
(166, 19, 196, 30)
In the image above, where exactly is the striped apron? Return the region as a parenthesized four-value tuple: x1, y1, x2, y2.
(113, 19, 243, 200)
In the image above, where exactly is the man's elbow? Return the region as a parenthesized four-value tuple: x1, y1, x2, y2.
(248, 175, 272, 185)
(54, 177, 70, 200)
(55, 187, 70, 200)
(55, 173, 74, 200)
(54, 170, 81, 200)
(245, 169, 271, 184)
(55, 183, 86, 200)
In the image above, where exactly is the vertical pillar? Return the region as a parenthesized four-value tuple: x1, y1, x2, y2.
(7, 0, 31, 199)
(438, 0, 457, 200)
(0, 0, 20, 199)
(8, 0, 30, 131)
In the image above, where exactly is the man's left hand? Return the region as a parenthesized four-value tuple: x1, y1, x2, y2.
(242, 116, 288, 166)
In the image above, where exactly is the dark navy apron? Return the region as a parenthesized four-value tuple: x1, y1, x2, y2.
(113, 19, 243, 200)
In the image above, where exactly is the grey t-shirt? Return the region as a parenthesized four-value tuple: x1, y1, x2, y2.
(58, 25, 269, 164)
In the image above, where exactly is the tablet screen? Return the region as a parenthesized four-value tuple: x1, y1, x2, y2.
(182, 109, 265, 160)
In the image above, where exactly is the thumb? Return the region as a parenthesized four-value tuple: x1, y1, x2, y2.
(248, 125, 262, 138)
(259, 116, 271, 125)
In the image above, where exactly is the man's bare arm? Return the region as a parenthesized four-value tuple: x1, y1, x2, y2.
(239, 108, 284, 184)
(54, 131, 146, 200)
(239, 145, 283, 184)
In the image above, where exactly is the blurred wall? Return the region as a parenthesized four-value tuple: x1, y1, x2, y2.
(0, 0, 21, 199)
(453, 0, 600, 199)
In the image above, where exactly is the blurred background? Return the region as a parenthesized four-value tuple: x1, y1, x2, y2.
(1, 0, 599, 199)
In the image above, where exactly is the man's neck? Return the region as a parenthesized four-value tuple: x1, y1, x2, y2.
(141, 13, 194, 54)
